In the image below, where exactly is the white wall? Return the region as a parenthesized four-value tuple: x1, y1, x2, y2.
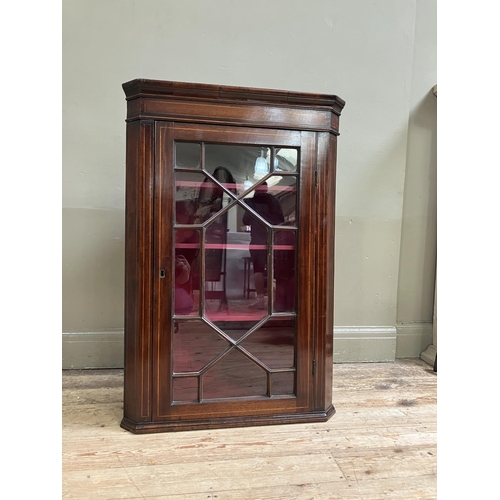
(62, 0, 436, 366)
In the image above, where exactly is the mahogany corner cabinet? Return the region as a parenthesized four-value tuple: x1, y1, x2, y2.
(121, 79, 345, 434)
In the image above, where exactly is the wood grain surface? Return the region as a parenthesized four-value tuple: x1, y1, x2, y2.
(63, 359, 437, 499)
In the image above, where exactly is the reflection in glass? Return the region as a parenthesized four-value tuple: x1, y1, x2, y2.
(173, 377, 198, 402)
(204, 205, 268, 327)
(241, 183, 281, 313)
(205, 144, 257, 193)
(175, 171, 205, 224)
(243, 181, 285, 226)
(274, 231, 296, 312)
(174, 228, 200, 316)
(173, 320, 229, 373)
(197, 167, 238, 229)
(275, 148, 298, 173)
(267, 176, 297, 227)
(203, 349, 267, 399)
(171, 142, 300, 402)
(175, 171, 228, 225)
(240, 318, 296, 369)
(175, 142, 201, 169)
(272, 372, 295, 395)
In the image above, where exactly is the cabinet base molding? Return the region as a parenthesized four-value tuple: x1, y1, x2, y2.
(120, 405, 336, 434)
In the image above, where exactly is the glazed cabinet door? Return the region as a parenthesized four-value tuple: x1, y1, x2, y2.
(152, 122, 318, 428)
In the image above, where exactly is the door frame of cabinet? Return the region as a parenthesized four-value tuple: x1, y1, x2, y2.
(153, 122, 315, 425)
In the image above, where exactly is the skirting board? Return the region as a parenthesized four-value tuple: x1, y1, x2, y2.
(62, 331, 125, 369)
(62, 326, 426, 369)
(333, 326, 396, 363)
(396, 322, 434, 360)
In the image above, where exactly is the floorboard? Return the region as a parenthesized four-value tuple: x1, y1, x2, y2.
(62, 359, 437, 499)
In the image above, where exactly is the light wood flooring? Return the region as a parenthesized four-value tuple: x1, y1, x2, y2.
(62, 359, 437, 499)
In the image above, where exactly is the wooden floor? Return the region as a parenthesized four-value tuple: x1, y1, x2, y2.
(62, 359, 437, 499)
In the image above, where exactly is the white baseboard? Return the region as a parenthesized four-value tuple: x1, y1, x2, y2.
(395, 322, 434, 359)
(63, 324, 431, 369)
(333, 326, 397, 363)
(62, 331, 124, 369)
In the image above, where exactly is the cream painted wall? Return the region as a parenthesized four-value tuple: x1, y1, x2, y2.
(62, 0, 436, 365)
(397, 0, 437, 321)
(396, 0, 437, 357)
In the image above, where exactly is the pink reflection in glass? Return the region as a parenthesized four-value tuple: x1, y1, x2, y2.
(203, 206, 269, 329)
(175, 172, 221, 225)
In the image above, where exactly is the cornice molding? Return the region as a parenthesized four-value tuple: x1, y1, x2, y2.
(122, 79, 346, 115)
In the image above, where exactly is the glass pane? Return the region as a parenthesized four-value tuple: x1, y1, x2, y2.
(173, 377, 199, 402)
(173, 320, 230, 373)
(202, 349, 268, 399)
(174, 229, 200, 316)
(275, 148, 298, 173)
(268, 176, 297, 227)
(170, 141, 301, 403)
(244, 181, 285, 226)
(272, 372, 295, 396)
(204, 205, 269, 330)
(175, 172, 224, 225)
(175, 142, 201, 169)
(205, 144, 270, 194)
(240, 318, 296, 369)
(274, 231, 296, 313)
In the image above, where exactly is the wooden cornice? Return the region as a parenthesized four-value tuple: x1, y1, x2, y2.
(123, 79, 345, 115)
(122, 79, 345, 134)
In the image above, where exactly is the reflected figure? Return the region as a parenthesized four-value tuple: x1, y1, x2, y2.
(196, 166, 238, 222)
(242, 182, 284, 309)
(195, 175, 223, 223)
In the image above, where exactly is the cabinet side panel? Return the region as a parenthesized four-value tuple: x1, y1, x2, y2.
(314, 132, 336, 410)
(295, 132, 317, 409)
(123, 120, 154, 422)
